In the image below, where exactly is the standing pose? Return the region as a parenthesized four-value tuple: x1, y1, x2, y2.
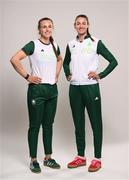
(63, 14, 118, 172)
(10, 17, 62, 173)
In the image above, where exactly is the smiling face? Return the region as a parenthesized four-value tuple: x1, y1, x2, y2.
(74, 17, 89, 36)
(38, 19, 53, 39)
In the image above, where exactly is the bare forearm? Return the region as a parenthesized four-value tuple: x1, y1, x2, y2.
(10, 57, 28, 78)
(10, 50, 42, 84)
(56, 59, 62, 78)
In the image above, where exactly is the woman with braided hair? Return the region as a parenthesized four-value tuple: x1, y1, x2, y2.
(10, 17, 62, 173)
(63, 14, 118, 172)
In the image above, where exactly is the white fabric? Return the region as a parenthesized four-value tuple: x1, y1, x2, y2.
(68, 37, 99, 85)
(29, 39, 58, 85)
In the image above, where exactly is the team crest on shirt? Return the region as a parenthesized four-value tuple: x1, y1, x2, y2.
(82, 42, 93, 54)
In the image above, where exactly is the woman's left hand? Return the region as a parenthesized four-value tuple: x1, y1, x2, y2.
(88, 71, 100, 80)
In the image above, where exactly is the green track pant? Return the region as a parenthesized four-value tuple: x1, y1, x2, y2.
(69, 83, 103, 158)
(27, 83, 58, 158)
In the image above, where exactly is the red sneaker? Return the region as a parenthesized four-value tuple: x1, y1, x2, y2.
(67, 156, 86, 168)
(88, 159, 101, 172)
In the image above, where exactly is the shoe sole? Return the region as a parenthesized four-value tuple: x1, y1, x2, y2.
(88, 167, 101, 172)
(30, 169, 41, 173)
(68, 163, 86, 169)
(44, 164, 61, 169)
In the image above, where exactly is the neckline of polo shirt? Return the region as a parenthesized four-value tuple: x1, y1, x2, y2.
(76, 35, 90, 42)
(38, 39, 51, 45)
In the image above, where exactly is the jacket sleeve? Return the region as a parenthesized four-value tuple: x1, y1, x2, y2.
(63, 45, 71, 77)
(97, 40, 118, 79)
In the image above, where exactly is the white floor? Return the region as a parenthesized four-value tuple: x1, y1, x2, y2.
(0, 133, 129, 180)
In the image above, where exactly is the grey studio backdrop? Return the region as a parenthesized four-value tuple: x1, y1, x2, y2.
(0, 0, 129, 179)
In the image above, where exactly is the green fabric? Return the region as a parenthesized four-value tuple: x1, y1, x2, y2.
(63, 45, 71, 76)
(69, 84, 102, 158)
(97, 40, 118, 79)
(63, 40, 118, 79)
(22, 41, 60, 56)
(30, 161, 41, 173)
(27, 83, 58, 158)
(44, 158, 60, 169)
(22, 41, 34, 55)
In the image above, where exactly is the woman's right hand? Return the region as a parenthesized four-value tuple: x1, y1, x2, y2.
(27, 75, 42, 84)
(66, 75, 72, 81)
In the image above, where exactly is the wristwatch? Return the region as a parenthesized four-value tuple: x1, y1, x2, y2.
(24, 74, 30, 80)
